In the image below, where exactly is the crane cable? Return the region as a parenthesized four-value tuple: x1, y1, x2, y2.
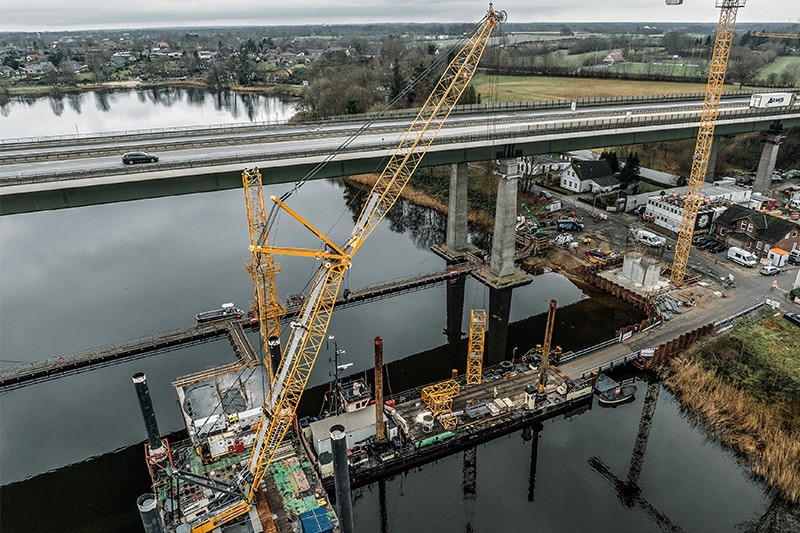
(264, 15, 495, 232)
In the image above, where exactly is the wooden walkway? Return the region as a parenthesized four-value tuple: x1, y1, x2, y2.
(0, 262, 481, 391)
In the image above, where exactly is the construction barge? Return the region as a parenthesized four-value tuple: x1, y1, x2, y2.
(299, 361, 594, 491)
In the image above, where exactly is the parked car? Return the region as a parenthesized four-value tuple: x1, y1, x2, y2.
(783, 312, 800, 327)
(788, 254, 800, 266)
(539, 190, 553, 200)
(122, 152, 159, 164)
(759, 265, 780, 276)
(708, 243, 726, 253)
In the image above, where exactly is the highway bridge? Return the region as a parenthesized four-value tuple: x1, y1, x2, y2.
(1, 90, 798, 214)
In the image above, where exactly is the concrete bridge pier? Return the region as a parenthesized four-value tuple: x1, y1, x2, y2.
(753, 130, 787, 194)
(432, 162, 480, 261)
(474, 159, 531, 290)
(704, 137, 719, 182)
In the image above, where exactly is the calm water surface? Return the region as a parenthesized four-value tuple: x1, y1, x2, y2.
(0, 87, 298, 138)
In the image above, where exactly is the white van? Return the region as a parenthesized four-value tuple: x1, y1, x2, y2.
(727, 246, 758, 268)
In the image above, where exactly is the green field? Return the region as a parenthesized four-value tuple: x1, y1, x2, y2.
(471, 73, 721, 102)
(606, 61, 706, 78)
(696, 313, 800, 407)
(755, 56, 800, 85)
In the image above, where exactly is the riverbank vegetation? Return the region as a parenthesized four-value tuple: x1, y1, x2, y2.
(656, 314, 800, 503)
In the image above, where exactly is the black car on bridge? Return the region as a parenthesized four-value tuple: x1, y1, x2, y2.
(122, 152, 159, 165)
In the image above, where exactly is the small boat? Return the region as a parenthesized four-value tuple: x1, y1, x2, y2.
(195, 303, 244, 324)
(597, 384, 637, 406)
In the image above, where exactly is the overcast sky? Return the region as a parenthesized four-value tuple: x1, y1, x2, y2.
(1, 1, 798, 32)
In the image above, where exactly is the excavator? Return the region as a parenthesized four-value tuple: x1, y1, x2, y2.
(185, 5, 507, 532)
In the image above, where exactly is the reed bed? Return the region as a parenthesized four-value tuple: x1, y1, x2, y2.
(659, 356, 800, 503)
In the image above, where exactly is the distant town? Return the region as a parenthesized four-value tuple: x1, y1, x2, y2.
(1, 21, 798, 114)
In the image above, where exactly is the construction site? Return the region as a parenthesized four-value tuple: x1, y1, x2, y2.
(3, 1, 800, 532)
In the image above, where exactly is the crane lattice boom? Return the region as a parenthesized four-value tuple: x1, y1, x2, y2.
(239, 4, 505, 511)
(669, 0, 745, 286)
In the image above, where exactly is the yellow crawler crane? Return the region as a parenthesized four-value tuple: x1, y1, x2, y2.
(243, 168, 285, 384)
(188, 6, 507, 531)
(466, 309, 487, 386)
(422, 379, 461, 430)
(669, 0, 746, 286)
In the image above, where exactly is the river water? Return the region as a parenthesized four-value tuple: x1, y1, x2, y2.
(0, 90, 795, 532)
(0, 87, 298, 138)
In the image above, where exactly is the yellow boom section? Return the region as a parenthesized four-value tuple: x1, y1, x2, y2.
(670, 0, 745, 286)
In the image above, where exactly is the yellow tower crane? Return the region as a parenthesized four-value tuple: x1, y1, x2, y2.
(466, 309, 487, 386)
(189, 6, 507, 532)
(669, 0, 746, 286)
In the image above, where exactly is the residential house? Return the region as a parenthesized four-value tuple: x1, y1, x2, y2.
(712, 204, 800, 256)
(518, 154, 571, 178)
(602, 52, 625, 65)
(559, 160, 621, 193)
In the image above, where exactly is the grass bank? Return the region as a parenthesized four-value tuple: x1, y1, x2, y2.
(656, 314, 800, 503)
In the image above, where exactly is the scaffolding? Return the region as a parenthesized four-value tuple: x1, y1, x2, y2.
(421, 379, 461, 430)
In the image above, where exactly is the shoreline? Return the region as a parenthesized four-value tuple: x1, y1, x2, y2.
(656, 355, 800, 503)
(1, 79, 304, 99)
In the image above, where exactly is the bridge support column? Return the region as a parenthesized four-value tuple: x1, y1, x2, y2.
(474, 160, 531, 290)
(432, 162, 479, 261)
(448, 162, 469, 251)
(753, 131, 786, 194)
(704, 137, 719, 183)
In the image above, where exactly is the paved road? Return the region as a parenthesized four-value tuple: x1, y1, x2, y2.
(2, 96, 795, 183)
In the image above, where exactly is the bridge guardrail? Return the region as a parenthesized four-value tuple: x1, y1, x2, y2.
(0, 100, 747, 164)
(2, 105, 797, 187)
(0, 89, 780, 148)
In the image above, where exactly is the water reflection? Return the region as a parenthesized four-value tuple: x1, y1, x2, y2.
(94, 90, 111, 112)
(0, 87, 298, 138)
(66, 93, 82, 114)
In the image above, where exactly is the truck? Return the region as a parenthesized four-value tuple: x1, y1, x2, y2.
(556, 218, 584, 231)
(749, 92, 795, 109)
(633, 229, 666, 248)
(727, 246, 758, 268)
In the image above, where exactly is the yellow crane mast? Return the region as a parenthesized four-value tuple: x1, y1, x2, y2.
(186, 7, 506, 531)
(242, 168, 285, 384)
(466, 309, 487, 386)
(669, 0, 746, 286)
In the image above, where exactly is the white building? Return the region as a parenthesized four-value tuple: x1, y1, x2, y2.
(643, 179, 752, 234)
(559, 160, 621, 193)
